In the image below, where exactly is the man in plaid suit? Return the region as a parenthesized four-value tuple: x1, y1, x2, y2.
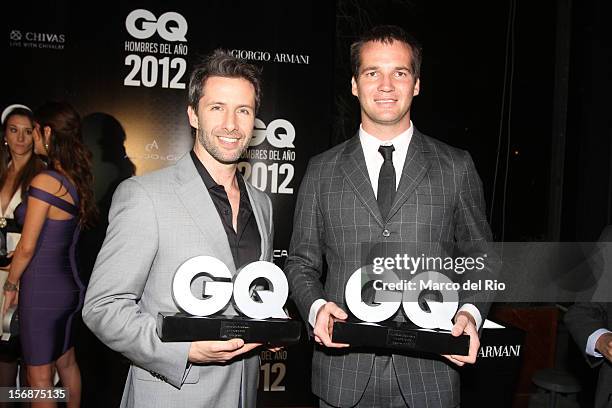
(285, 25, 493, 407)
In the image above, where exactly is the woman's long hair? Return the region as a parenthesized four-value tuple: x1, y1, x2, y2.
(0, 108, 45, 202)
(34, 101, 98, 227)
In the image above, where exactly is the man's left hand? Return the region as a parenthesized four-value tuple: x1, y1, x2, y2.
(443, 310, 479, 366)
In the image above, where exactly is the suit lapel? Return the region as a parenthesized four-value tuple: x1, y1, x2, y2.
(173, 155, 236, 273)
(244, 181, 268, 261)
(388, 130, 430, 220)
(340, 135, 385, 227)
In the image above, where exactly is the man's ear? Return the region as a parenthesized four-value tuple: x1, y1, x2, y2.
(187, 106, 199, 129)
(413, 78, 421, 96)
(351, 77, 358, 97)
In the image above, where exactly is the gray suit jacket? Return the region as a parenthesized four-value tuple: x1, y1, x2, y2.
(83, 154, 273, 408)
(285, 130, 492, 408)
(565, 302, 612, 408)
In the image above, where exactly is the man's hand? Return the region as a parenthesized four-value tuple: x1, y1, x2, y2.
(188, 339, 261, 364)
(443, 311, 479, 366)
(595, 332, 612, 362)
(313, 301, 349, 348)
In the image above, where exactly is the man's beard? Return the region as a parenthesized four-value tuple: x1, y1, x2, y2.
(197, 127, 248, 164)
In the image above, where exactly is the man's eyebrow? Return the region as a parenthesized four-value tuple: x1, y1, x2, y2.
(361, 65, 379, 72)
(205, 101, 254, 109)
(361, 65, 412, 72)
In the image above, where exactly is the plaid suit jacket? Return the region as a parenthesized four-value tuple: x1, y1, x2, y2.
(285, 129, 493, 407)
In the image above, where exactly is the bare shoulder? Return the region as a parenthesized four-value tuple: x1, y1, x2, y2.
(30, 172, 69, 197)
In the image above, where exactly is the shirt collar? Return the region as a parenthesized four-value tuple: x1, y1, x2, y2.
(358, 121, 414, 155)
(189, 150, 247, 195)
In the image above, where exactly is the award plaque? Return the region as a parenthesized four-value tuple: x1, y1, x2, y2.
(332, 320, 469, 355)
(157, 256, 301, 345)
(157, 313, 301, 343)
(329, 267, 472, 355)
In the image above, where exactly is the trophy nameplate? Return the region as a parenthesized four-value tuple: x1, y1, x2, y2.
(332, 320, 469, 355)
(157, 313, 301, 344)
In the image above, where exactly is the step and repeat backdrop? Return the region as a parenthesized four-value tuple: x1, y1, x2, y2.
(3, 0, 334, 406)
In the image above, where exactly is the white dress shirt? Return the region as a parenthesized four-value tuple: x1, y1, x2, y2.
(0, 187, 22, 252)
(587, 328, 611, 357)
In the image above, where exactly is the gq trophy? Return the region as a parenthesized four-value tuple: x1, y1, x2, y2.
(331, 268, 470, 355)
(157, 256, 301, 344)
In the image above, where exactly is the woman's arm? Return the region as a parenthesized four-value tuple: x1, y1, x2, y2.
(2, 175, 52, 313)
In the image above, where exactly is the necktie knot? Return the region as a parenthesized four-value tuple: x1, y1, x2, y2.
(378, 145, 395, 162)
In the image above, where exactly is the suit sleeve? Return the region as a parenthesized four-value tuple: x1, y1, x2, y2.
(284, 159, 327, 323)
(82, 178, 190, 389)
(454, 151, 496, 322)
(565, 302, 608, 367)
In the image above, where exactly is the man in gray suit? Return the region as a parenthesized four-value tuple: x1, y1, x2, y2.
(83, 50, 273, 407)
(285, 26, 492, 407)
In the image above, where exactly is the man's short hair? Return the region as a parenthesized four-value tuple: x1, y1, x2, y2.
(188, 49, 262, 112)
(350, 25, 422, 79)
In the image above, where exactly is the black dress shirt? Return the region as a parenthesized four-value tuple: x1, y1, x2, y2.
(190, 151, 261, 269)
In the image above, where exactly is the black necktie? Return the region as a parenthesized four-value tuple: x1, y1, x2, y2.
(377, 145, 396, 220)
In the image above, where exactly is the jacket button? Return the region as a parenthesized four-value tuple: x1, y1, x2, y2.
(382, 229, 390, 237)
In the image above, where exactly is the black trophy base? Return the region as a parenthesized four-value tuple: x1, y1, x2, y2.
(157, 313, 301, 344)
(332, 321, 470, 355)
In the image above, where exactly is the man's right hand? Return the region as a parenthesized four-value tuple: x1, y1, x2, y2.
(313, 301, 349, 348)
(595, 332, 612, 362)
(188, 339, 261, 364)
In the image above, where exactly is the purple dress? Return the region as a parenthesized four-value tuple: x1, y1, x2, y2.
(15, 170, 84, 365)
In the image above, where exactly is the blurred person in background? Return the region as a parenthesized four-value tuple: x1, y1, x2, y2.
(0, 104, 44, 403)
(2, 101, 97, 408)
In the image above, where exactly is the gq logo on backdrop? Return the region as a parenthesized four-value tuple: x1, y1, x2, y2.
(123, 9, 189, 89)
(251, 119, 295, 149)
(238, 118, 297, 195)
(125, 9, 187, 42)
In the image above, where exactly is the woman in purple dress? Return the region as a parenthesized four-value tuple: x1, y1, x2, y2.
(2, 101, 97, 407)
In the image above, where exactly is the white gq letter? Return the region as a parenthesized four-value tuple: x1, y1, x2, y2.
(155, 12, 188, 42)
(402, 271, 458, 330)
(126, 9, 157, 39)
(345, 267, 402, 322)
(233, 261, 289, 319)
(172, 256, 233, 316)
